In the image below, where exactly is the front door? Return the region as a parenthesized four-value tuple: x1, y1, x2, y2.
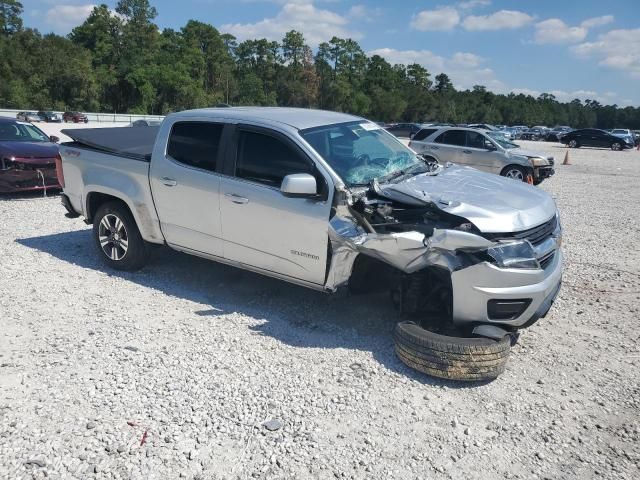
(219, 126, 332, 285)
(463, 130, 502, 173)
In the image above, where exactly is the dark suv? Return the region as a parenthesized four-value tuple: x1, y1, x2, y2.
(63, 111, 88, 123)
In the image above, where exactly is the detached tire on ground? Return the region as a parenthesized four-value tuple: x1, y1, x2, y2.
(92, 201, 149, 271)
(393, 321, 511, 381)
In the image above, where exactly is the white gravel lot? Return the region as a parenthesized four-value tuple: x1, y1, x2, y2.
(1, 138, 639, 480)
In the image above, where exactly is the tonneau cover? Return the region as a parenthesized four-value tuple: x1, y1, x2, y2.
(61, 126, 159, 161)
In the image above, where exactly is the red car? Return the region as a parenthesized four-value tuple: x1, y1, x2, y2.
(0, 117, 61, 193)
(63, 111, 88, 123)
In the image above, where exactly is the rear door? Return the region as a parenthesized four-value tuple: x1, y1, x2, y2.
(218, 125, 332, 285)
(431, 129, 466, 164)
(149, 121, 226, 257)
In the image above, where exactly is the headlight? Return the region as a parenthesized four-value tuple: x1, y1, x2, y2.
(529, 157, 549, 167)
(485, 240, 540, 269)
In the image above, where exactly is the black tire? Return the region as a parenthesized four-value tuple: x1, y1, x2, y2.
(92, 201, 149, 271)
(393, 321, 511, 381)
(568, 139, 579, 148)
(611, 142, 622, 151)
(501, 165, 527, 182)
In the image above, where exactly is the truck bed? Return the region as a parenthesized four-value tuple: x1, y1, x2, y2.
(61, 127, 159, 161)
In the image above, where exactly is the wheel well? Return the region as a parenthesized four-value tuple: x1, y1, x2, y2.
(500, 164, 531, 176)
(86, 193, 131, 223)
(349, 254, 453, 318)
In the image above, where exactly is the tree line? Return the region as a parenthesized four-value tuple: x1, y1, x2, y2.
(1, 0, 639, 128)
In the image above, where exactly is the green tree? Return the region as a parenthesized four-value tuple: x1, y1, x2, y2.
(0, 0, 22, 36)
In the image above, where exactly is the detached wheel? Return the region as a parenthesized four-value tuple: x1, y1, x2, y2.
(611, 142, 622, 151)
(93, 201, 148, 271)
(501, 165, 527, 182)
(393, 321, 511, 381)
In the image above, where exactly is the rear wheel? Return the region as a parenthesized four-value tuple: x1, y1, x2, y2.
(394, 321, 511, 381)
(501, 165, 526, 182)
(611, 142, 622, 151)
(92, 201, 148, 271)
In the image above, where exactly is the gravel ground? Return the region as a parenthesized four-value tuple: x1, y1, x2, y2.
(1, 140, 639, 479)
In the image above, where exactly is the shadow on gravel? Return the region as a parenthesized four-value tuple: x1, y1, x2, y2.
(17, 229, 485, 389)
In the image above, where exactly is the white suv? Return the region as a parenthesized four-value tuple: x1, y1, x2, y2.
(409, 126, 555, 185)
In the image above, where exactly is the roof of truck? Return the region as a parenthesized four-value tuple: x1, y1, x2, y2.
(172, 107, 363, 130)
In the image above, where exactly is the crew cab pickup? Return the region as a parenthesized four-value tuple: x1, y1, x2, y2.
(58, 107, 562, 338)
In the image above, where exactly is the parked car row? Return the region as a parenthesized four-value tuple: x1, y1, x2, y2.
(15, 111, 88, 123)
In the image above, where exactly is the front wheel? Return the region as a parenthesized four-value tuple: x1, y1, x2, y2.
(394, 321, 511, 381)
(93, 201, 149, 271)
(611, 142, 622, 151)
(568, 139, 579, 148)
(501, 165, 527, 182)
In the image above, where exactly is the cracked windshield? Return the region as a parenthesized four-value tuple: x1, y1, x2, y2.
(301, 121, 431, 186)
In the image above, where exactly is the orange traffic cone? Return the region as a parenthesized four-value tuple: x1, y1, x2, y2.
(562, 151, 570, 165)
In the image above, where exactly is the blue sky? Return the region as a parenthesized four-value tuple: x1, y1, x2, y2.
(22, 0, 640, 106)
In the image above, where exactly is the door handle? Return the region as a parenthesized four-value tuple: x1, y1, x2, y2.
(463, 150, 472, 154)
(161, 177, 177, 187)
(225, 193, 249, 204)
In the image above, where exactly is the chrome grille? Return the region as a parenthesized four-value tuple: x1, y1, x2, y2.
(483, 216, 557, 246)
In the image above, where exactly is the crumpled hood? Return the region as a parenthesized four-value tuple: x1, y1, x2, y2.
(510, 148, 550, 160)
(0, 141, 58, 159)
(377, 164, 556, 233)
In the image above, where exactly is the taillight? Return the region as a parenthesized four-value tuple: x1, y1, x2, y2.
(54, 153, 65, 188)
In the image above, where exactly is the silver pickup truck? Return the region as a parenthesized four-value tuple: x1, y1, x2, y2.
(58, 107, 563, 380)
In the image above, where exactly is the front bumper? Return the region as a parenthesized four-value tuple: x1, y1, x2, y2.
(0, 166, 60, 193)
(534, 166, 555, 182)
(450, 248, 563, 328)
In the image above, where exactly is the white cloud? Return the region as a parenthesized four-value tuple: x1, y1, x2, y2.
(571, 28, 640, 78)
(462, 10, 534, 31)
(534, 18, 587, 44)
(410, 7, 460, 32)
(458, 0, 491, 11)
(45, 4, 95, 33)
(450, 52, 483, 68)
(368, 47, 505, 92)
(347, 4, 381, 22)
(580, 15, 614, 28)
(221, 3, 360, 45)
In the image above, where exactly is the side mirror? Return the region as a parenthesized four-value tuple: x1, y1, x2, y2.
(281, 173, 317, 197)
(485, 142, 497, 151)
(49, 135, 60, 143)
(409, 132, 416, 140)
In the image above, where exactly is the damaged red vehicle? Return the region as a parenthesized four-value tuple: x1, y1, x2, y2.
(0, 117, 61, 194)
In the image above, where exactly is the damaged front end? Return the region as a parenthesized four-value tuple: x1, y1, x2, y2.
(325, 173, 562, 330)
(0, 156, 61, 194)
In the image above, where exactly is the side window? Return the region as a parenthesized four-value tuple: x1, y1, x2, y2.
(412, 128, 437, 141)
(167, 122, 223, 172)
(236, 131, 314, 187)
(466, 131, 488, 149)
(434, 130, 466, 146)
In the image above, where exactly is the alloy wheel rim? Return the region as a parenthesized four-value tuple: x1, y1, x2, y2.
(612, 143, 620, 151)
(569, 140, 577, 147)
(98, 214, 129, 261)
(505, 169, 524, 180)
